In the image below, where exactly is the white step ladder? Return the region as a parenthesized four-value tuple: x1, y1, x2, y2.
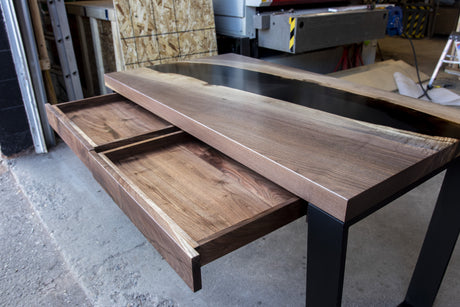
(428, 32, 460, 89)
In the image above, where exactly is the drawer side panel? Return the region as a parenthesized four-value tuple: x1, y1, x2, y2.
(89, 151, 202, 291)
(46, 102, 202, 291)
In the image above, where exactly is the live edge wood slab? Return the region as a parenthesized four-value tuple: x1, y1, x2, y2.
(105, 54, 460, 223)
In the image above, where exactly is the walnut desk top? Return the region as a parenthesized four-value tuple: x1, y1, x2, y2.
(105, 54, 460, 223)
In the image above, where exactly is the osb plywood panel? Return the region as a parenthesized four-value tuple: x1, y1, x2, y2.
(100, 20, 117, 73)
(113, 0, 217, 69)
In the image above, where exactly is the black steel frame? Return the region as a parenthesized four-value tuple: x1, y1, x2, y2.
(307, 205, 348, 306)
(402, 158, 460, 307)
(306, 157, 460, 306)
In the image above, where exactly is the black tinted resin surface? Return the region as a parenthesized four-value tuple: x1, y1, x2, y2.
(151, 63, 460, 139)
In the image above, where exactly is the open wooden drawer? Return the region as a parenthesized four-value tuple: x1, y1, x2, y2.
(45, 93, 305, 291)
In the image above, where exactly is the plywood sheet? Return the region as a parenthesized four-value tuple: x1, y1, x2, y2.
(113, 0, 218, 69)
(100, 20, 117, 73)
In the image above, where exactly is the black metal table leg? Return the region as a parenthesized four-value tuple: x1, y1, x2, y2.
(306, 204, 349, 307)
(402, 159, 460, 307)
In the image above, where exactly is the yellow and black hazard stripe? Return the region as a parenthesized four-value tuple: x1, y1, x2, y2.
(403, 5, 430, 39)
(416, 6, 427, 39)
(289, 17, 295, 52)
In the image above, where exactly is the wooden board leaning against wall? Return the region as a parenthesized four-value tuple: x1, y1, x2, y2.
(113, 0, 218, 70)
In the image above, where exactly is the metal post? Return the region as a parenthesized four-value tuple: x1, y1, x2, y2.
(307, 204, 349, 306)
(0, 0, 47, 154)
(402, 158, 460, 307)
(15, 0, 55, 147)
(428, 37, 453, 89)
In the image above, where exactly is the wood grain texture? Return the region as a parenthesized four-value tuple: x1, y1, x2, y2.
(47, 95, 303, 291)
(90, 149, 202, 291)
(151, 62, 460, 139)
(96, 130, 301, 290)
(46, 103, 96, 164)
(47, 99, 202, 291)
(197, 198, 305, 265)
(56, 93, 172, 146)
(105, 57, 460, 222)
(93, 126, 180, 153)
(104, 132, 300, 244)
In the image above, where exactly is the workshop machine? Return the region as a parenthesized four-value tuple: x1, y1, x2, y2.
(213, 0, 389, 55)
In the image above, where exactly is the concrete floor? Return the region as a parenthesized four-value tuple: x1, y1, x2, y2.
(1, 36, 460, 306)
(378, 35, 460, 94)
(0, 160, 90, 306)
